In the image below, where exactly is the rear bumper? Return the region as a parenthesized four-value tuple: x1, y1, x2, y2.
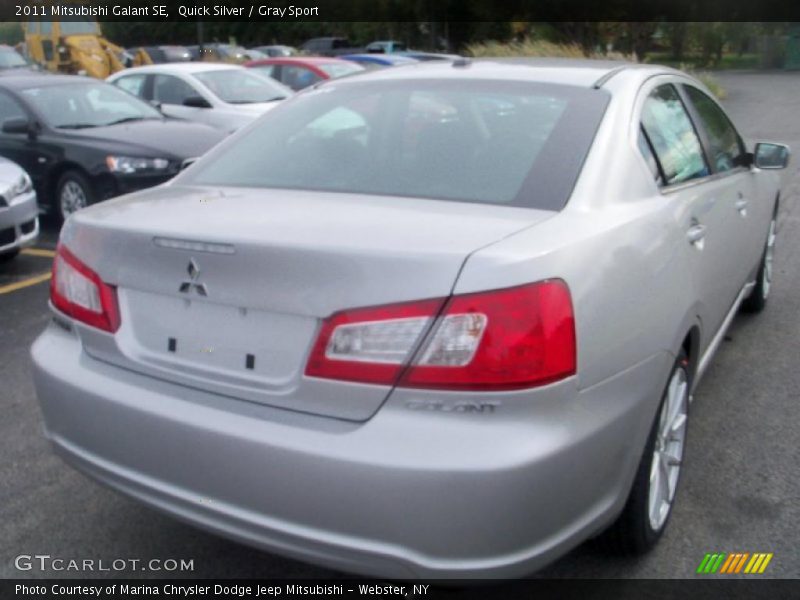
(32, 321, 671, 579)
(0, 191, 38, 254)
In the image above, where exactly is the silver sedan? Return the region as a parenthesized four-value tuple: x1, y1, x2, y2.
(0, 157, 37, 261)
(107, 63, 292, 133)
(32, 59, 788, 578)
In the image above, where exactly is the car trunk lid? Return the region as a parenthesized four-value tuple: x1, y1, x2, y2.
(62, 185, 554, 420)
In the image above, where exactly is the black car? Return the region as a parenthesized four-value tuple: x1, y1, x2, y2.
(0, 74, 225, 221)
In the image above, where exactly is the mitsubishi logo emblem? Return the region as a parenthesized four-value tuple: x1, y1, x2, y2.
(179, 258, 208, 296)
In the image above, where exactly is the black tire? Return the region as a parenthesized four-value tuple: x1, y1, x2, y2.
(741, 215, 776, 314)
(597, 350, 691, 554)
(0, 249, 20, 263)
(55, 170, 95, 223)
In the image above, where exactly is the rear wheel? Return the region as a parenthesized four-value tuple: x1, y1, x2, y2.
(741, 215, 776, 314)
(598, 351, 690, 554)
(56, 170, 94, 222)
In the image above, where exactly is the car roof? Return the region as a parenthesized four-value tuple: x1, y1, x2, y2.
(341, 54, 416, 64)
(0, 74, 98, 90)
(336, 58, 671, 88)
(111, 62, 245, 76)
(246, 56, 353, 67)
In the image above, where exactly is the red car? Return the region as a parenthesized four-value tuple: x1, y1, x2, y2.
(244, 56, 365, 91)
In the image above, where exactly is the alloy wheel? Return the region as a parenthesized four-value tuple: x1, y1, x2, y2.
(60, 180, 88, 218)
(648, 364, 689, 532)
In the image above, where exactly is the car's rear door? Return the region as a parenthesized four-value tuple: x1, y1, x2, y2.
(679, 83, 766, 285)
(639, 82, 743, 351)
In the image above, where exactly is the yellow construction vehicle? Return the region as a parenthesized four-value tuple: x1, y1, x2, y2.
(23, 19, 151, 79)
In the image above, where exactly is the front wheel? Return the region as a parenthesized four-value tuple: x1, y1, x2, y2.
(56, 170, 94, 222)
(0, 249, 20, 263)
(741, 215, 776, 314)
(598, 351, 690, 554)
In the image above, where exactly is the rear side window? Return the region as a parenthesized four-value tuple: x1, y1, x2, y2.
(114, 74, 147, 99)
(152, 74, 196, 105)
(638, 127, 663, 186)
(641, 84, 708, 186)
(185, 80, 610, 210)
(683, 85, 744, 173)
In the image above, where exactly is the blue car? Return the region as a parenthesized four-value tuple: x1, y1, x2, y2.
(339, 53, 418, 68)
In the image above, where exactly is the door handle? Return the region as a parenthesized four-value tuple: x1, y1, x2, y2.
(686, 223, 707, 247)
(735, 198, 748, 216)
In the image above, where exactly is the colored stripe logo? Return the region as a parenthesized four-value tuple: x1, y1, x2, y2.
(697, 552, 773, 574)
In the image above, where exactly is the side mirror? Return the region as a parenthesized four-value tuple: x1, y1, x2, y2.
(2, 117, 34, 136)
(183, 95, 211, 109)
(754, 142, 790, 170)
(148, 100, 163, 111)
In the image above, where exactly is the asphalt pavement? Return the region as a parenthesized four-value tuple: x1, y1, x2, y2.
(1, 71, 798, 581)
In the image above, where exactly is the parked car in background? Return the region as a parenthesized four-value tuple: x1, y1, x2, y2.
(299, 37, 363, 56)
(31, 60, 789, 578)
(242, 49, 267, 61)
(365, 40, 407, 53)
(249, 45, 296, 58)
(0, 45, 34, 72)
(139, 45, 193, 64)
(108, 63, 291, 133)
(340, 53, 418, 69)
(245, 56, 364, 90)
(0, 157, 38, 262)
(187, 44, 249, 64)
(397, 51, 462, 62)
(0, 74, 224, 221)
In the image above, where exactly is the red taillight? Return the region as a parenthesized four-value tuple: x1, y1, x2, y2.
(305, 280, 576, 391)
(305, 297, 446, 385)
(50, 244, 120, 333)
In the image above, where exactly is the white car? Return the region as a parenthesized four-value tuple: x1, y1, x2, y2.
(107, 63, 292, 133)
(0, 157, 38, 262)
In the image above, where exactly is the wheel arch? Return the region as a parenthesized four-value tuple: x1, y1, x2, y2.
(681, 326, 701, 387)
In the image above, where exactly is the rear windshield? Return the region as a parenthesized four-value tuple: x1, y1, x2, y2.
(185, 79, 609, 210)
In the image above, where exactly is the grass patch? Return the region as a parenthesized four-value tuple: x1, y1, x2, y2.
(466, 38, 635, 61)
(646, 52, 760, 71)
(690, 70, 728, 100)
(465, 39, 728, 100)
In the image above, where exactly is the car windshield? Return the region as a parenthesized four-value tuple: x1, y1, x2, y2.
(318, 62, 365, 79)
(193, 69, 290, 104)
(22, 82, 162, 129)
(185, 79, 609, 210)
(0, 49, 27, 69)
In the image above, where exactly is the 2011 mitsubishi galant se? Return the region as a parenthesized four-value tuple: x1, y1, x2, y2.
(31, 60, 789, 579)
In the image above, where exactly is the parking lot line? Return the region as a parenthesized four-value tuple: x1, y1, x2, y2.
(21, 248, 56, 258)
(0, 272, 51, 295)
